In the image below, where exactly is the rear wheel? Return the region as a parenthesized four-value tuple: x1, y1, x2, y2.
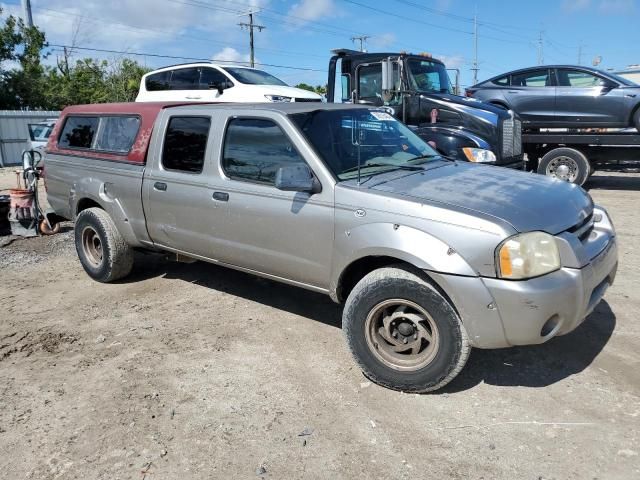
(342, 265, 470, 393)
(633, 108, 640, 132)
(538, 147, 590, 186)
(75, 207, 134, 282)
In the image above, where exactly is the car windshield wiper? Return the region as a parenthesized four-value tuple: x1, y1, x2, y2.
(407, 153, 442, 163)
(341, 162, 425, 175)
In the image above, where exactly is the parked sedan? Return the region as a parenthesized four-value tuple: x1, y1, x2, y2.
(467, 65, 640, 131)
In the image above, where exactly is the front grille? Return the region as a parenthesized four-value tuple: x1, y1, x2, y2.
(293, 98, 322, 103)
(501, 117, 522, 158)
(568, 213, 595, 242)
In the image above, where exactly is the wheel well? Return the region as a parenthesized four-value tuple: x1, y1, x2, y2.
(76, 198, 102, 216)
(630, 103, 640, 124)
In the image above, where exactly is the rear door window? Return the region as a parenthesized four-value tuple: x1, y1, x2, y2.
(511, 69, 552, 87)
(162, 116, 211, 173)
(94, 116, 141, 153)
(58, 116, 99, 149)
(493, 76, 510, 86)
(169, 68, 200, 90)
(222, 118, 306, 185)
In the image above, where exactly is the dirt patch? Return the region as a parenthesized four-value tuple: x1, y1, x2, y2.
(0, 330, 78, 361)
(0, 168, 639, 479)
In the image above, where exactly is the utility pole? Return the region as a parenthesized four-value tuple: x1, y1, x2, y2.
(351, 35, 370, 52)
(537, 31, 544, 65)
(238, 11, 265, 68)
(577, 43, 583, 65)
(471, 13, 479, 85)
(21, 0, 33, 27)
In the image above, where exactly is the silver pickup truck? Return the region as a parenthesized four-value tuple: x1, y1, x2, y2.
(43, 102, 618, 392)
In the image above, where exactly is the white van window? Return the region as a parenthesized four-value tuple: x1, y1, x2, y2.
(169, 68, 200, 90)
(224, 67, 287, 86)
(200, 68, 230, 90)
(146, 71, 170, 91)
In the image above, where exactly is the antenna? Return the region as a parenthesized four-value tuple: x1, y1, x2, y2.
(238, 10, 265, 68)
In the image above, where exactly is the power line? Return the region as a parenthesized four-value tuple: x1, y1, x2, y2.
(47, 44, 328, 72)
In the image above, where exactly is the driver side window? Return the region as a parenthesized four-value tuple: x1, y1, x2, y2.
(357, 64, 383, 105)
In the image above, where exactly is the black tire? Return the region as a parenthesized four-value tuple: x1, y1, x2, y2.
(74, 207, 134, 282)
(342, 265, 470, 393)
(634, 108, 640, 133)
(537, 147, 590, 186)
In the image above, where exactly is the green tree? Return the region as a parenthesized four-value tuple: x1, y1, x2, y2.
(0, 7, 47, 109)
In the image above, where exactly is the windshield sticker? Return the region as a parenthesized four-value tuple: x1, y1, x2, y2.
(370, 111, 395, 121)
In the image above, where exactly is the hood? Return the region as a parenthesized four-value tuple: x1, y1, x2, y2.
(244, 84, 322, 100)
(421, 92, 511, 119)
(367, 162, 593, 234)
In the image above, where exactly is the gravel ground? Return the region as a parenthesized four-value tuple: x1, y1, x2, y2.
(0, 167, 639, 479)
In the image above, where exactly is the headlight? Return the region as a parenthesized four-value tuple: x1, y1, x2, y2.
(462, 147, 496, 163)
(265, 95, 292, 103)
(496, 232, 560, 279)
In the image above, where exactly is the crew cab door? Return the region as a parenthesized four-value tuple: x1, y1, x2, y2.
(212, 113, 335, 289)
(505, 68, 556, 124)
(555, 68, 628, 127)
(143, 110, 220, 258)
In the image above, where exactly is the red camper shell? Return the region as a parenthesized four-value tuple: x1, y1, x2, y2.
(46, 102, 213, 164)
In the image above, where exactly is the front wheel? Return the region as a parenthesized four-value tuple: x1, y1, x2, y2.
(342, 266, 470, 393)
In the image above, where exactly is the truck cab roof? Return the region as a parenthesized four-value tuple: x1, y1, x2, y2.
(47, 102, 371, 164)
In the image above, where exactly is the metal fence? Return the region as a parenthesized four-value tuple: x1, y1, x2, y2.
(0, 110, 60, 167)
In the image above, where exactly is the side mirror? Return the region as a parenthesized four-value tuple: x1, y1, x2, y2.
(275, 164, 321, 194)
(381, 58, 398, 103)
(210, 80, 232, 94)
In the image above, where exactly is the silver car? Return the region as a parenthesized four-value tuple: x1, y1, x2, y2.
(43, 102, 618, 392)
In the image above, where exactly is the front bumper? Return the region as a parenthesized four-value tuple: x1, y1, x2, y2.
(430, 234, 618, 348)
(483, 236, 617, 346)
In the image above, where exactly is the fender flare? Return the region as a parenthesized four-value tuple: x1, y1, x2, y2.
(72, 179, 141, 247)
(331, 222, 478, 297)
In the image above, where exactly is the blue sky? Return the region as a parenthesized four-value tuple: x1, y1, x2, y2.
(1, 0, 638, 89)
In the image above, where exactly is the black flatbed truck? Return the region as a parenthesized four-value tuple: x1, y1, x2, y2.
(523, 130, 640, 185)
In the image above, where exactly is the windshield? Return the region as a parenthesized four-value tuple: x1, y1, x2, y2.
(28, 123, 55, 141)
(407, 58, 453, 94)
(224, 67, 288, 86)
(291, 108, 441, 181)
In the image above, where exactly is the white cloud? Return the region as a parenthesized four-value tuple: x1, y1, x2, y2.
(562, 0, 591, 11)
(369, 33, 396, 49)
(438, 54, 465, 69)
(287, 0, 336, 25)
(599, 0, 635, 13)
(211, 47, 252, 66)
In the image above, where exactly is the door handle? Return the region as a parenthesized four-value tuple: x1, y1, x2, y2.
(625, 94, 637, 98)
(154, 182, 167, 191)
(508, 90, 519, 94)
(212, 191, 229, 202)
(186, 96, 202, 100)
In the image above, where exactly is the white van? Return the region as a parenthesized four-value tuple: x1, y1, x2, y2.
(135, 63, 322, 103)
